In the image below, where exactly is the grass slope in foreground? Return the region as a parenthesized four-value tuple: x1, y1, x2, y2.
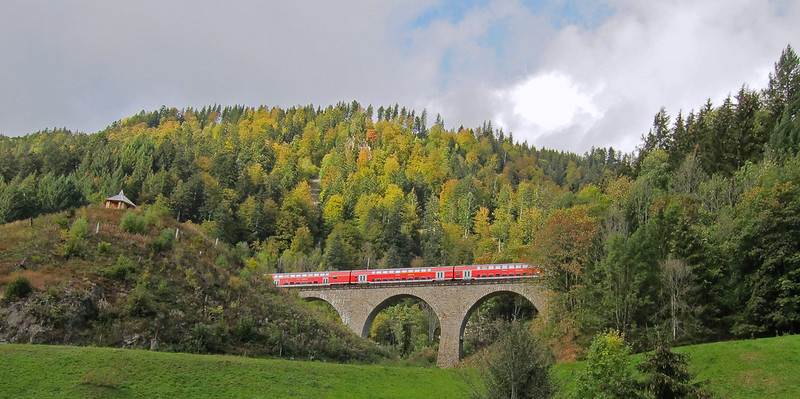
(2, 334, 799, 398)
(554, 334, 800, 399)
(0, 344, 466, 399)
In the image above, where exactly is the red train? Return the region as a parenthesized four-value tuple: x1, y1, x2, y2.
(270, 263, 541, 287)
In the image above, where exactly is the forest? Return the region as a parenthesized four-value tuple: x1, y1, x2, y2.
(1, 45, 799, 356)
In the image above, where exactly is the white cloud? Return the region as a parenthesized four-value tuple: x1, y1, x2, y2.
(482, 0, 800, 153)
(498, 70, 603, 130)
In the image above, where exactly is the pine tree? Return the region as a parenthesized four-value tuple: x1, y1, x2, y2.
(765, 45, 800, 156)
(638, 344, 712, 399)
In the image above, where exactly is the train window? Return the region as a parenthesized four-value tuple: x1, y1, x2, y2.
(414, 277, 419, 280)
(502, 273, 507, 277)
(489, 274, 494, 277)
(402, 277, 407, 281)
(333, 276, 338, 279)
(516, 273, 521, 276)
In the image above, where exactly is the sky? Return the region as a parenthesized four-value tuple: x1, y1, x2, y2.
(1, 0, 798, 154)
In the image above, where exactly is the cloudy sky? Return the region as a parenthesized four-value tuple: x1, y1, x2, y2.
(1, 0, 798, 153)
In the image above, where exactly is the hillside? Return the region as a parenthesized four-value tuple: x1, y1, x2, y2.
(0, 205, 385, 363)
(1, 45, 799, 360)
(2, 335, 798, 398)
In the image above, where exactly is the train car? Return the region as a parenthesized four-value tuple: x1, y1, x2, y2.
(271, 270, 352, 287)
(455, 263, 538, 280)
(271, 263, 542, 287)
(350, 266, 454, 284)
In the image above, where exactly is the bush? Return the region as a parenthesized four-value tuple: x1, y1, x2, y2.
(152, 228, 175, 252)
(156, 279, 169, 297)
(53, 214, 69, 229)
(188, 322, 225, 354)
(62, 217, 88, 257)
(469, 321, 554, 399)
(69, 217, 89, 238)
(5, 276, 33, 301)
(120, 212, 147, 235)
(108, 255, 137, 281)
(215, 254, 229, 268)
(235, 317, 256, 342)
(125, 284, 156, 317)
(96, 241, 111, 255)
(573, 330, 641, 399)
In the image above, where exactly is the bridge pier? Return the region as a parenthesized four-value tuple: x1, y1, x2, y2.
(436, 310, 465, 368)
(297, 281, 547, 368)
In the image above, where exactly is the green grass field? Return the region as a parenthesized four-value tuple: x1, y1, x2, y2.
(0, 344, 468, 398)
(2, 334, 799, 398)
(554, 334, 800, 399)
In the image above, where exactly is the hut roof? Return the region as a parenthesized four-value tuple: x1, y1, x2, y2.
(106, 190, 136, 207)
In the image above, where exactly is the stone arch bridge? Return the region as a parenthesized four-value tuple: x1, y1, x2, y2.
(295, 280, 548, 368)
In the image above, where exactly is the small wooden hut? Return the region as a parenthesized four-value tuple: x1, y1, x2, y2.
(105, 190, 136, 210)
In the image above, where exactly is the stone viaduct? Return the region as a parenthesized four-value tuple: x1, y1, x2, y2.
(295, 280, 549, 368)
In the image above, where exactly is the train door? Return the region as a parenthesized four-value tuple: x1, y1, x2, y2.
(358, 274, 368, 283)
(435, 271, 445, 280)
(463, 270, 472, 279)
(323, 277, 329, 285)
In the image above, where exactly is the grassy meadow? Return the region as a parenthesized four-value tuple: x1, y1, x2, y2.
(2, 334, 799, 398)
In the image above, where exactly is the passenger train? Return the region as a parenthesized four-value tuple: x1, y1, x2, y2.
(271, 263, 540, 287)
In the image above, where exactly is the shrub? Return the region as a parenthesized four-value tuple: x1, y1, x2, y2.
(235, 316, 256, 341)
(5, 276, 33, 301)
(120, 211, 147, 235)
(62, 239, 83, 258)
(215, 254, 229, 268)
(469, 321, 554, 399)
(108, 255, 137, 281)
(96, 241, 112, 255)
(69, 217, 89, 238)
(152, 228, 175, 252)
(573, 330, 640, 399)
(62, 217, 88, 257)
(125, 284, 156, 317)
(156, 279, 169, 297)
(188, 322, 224, 354)
(53, 214, 69, 229)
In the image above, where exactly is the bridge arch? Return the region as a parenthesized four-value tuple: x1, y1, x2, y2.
(299, 296, 344, 325)
(362, 294, 438, 339)
(296, 280, 548, 368)
(459, 290, 540, 359)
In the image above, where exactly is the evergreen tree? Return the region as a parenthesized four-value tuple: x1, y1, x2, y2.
(638, 344, 712, 399)
(470, 321, 554, 399)
(764, 45, 800, 156)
